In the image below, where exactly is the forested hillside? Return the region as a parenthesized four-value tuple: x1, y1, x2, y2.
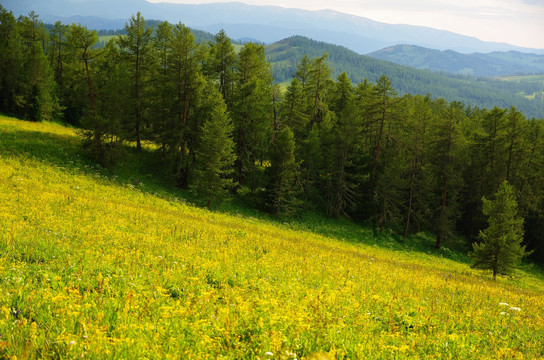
(1, 7, 543, 263)
(266, 36, 544, 119)
(368, 44, 544, 77)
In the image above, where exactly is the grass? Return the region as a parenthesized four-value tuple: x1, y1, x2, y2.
(98, 35, 118, 43)
(1, 115, 543, 359)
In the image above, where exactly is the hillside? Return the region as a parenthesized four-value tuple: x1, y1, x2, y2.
(1, 116, 544, 358)
(368, 44, 544, 77)
(266, 36, 544, 118)
(3, 0, 543, 54)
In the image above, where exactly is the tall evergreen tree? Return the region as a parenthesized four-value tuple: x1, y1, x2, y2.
(279, 78, 309, 141)
(306, 53, 332, 130)
(232, 42, 274, 196)
(267, 126, 300, 216)
(150, 21, 174, 151)
(206, 29, 236, 106)
(193, 86, 236, 208)
(48, 21, 68, 86)
(93, 38, 130, 164)
(169, 22, 204, 188)
(402, 95, 432, 238)
(429, 100, 466, 249)
(326, 72, 360, 217)
(117, 12, 154, 151)
(471, 181, 529, 279)
(0, 6, 21, 115)
(15, 12, 56, 121)
(369, 75, 399, 183)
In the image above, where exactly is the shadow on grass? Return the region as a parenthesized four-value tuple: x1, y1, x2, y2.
(0, 126, 505, 268)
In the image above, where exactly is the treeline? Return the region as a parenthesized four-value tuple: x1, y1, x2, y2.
(266, 36, 544, 119)
(1, 8, 544, 262)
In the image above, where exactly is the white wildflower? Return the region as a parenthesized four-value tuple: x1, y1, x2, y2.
(265, 352, 274, 356)
(509, 307, 521, 311)
(498, 302, 509, 307)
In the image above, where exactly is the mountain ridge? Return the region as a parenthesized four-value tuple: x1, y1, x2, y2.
(3, 0, 543, 55)
(368, 44, 544, 77)
(265, 36, 544, 118)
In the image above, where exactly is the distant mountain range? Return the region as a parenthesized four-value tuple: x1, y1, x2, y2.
(368, 45, 544, 77)
(3, 0, 544, 55)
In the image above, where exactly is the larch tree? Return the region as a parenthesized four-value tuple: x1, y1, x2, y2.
(206, 29, 237, 106)
(267, 126, 300, 216)
(402, 94, 432, 238)
(231, 42, 274, 196)
(16, 11, 56, 121)
(429, 100, 466, 249)
(0, 6, 21, 116)
(117, 12, 154, 151)
(66, 24, 103, 160)
(169, 22, 204, 188)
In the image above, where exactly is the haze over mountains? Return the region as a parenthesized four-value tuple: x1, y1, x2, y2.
(368, 45, 544, 77)
(3, 0, 544, 55)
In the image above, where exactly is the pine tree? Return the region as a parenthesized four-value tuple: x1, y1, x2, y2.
(192, 88, 237, 208)
(471, 181, 529, 279)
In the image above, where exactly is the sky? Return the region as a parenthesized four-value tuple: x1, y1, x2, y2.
(146, 0, 544, 49)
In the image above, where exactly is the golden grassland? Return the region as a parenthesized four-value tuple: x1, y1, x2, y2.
(0, 116, 543, 359)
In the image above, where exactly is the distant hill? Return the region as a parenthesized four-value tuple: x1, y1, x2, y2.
(3, 0, 544, 54)
(368, 45, 544, 77)
(265, 36, 544, 118)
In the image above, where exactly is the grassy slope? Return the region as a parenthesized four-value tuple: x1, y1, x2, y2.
(1, 116, 543, 359)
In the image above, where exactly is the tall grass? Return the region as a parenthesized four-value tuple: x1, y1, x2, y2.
(1, 115, 543, 359)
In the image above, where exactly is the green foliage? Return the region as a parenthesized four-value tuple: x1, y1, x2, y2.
(117, 12, 154, 151)
(267, 126, 301, 216)
(192, 87, 237, 207)
(231, 42, 274, 196)
(3, 10, 544, 265)
(368, 44, 544, 77)
(266, 36, 544, 119)
(471, 181, 530, 279)
(0, 8, 57, 121)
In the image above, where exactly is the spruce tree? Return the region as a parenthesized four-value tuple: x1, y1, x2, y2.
(471, 181, 529, 279)
(192, 88, 236, 208)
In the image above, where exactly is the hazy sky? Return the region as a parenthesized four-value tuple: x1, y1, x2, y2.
(147, 0, 544, 49)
